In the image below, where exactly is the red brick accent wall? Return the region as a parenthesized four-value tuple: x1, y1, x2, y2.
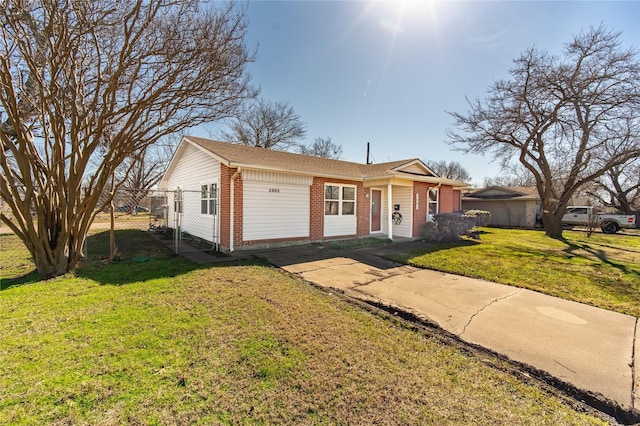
(310, 178, 324, 241)
(310, 177, 369, 240)
(233, 175, 244, 247)
(219, 164, 232, 248)
(439, 185, 455, 214)
(219, 165, 243, 250)
(453, 190, 461, 211)
(355, 183, 370, 236)
(413, 183, 459, 237)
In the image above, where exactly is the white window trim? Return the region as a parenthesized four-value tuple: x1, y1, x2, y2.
(324, 183, 357, 216)
(200, 182, 218, 216)
(174, 187, 183, 214)
(427, 187, 439, 222)
(370, 188, 384, 234)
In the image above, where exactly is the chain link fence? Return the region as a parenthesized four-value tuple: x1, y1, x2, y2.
(1, 187, 222, 260)
(84, 189, 170, 260)
(86, 188, 220, 259)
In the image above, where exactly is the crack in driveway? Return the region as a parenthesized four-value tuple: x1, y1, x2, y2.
(459, 290, 520, 336)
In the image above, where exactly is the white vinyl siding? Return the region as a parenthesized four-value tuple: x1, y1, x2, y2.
(243, 181, 310, 241)
(399, 163, 428, 174)
(165, 144, 220, 242)
(391, 186, 413, 238)
(324, 215, 357, 237)
(242, 169, 313, 186)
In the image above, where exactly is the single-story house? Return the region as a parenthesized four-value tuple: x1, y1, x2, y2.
(158, 136, 467, 251)
(461, 186, 541, 228)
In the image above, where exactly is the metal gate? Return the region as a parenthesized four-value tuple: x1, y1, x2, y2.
(172, 188, 219, 254)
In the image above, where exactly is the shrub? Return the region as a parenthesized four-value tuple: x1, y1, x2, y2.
(463, 210, 492, 227)
(421, 212, 481, 242)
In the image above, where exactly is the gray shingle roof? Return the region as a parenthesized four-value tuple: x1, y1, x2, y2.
(181, 136, 466, 187)
(463, 186, 540, 200)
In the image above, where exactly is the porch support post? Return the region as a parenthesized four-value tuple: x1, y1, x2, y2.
(387, 183, 393, 240)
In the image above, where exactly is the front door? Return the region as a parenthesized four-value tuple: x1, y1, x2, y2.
(371, 189, 381, 232)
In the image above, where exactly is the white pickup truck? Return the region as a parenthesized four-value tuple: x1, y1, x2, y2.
(561, 206, 637, 234)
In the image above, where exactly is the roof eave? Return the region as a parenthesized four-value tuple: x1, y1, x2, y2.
(231, 163, 366, 181)
(362, 172, 468, 188)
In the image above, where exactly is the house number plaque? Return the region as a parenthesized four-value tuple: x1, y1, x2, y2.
(268, 188, 280, 193)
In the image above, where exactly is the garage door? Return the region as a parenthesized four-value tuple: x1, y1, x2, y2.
(243, 181, 310, 241)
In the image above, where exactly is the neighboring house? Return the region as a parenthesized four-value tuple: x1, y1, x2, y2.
(158, 136, 467, 251)
(461, 186, 541, 228)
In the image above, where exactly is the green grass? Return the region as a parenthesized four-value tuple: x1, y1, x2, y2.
(390, 227, 640, 317)
(0, 231, 606, 424)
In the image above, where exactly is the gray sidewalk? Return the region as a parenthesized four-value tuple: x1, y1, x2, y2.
(250, 242, 638, 421)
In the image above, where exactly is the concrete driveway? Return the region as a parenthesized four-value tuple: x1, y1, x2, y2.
(253, 242, 639, 420)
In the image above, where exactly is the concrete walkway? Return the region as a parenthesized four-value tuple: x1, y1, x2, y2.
(244, 242, 639, 421)
(175, 239, 638, 420)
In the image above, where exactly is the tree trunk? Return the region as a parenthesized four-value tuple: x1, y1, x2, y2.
(31, 235, 73, 278)
(109, 202, 120, 261)
(22, 208, 88, 278)
(542, 213, 564, 239)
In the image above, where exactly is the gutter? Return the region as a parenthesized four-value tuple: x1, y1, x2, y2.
(229, 167, 241, 252)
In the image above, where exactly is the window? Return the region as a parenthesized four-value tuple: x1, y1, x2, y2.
(325, 184, 356, 216)
(566, 207, 588, 215)
(201, 183, 217, 215)
(174, 188, 183, 214)
(427, 188, 439, 221)
(342, 187, 355, 215)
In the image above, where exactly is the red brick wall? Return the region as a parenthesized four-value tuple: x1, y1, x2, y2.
(357, 184, 370, 236)
(219, 164, 231, 248)
(453, 189, 461, 211)
(439, 185, 454, 214)
(233, 175, 243, 247)
(310, 178, 324, 241)
(412, 183, 459, 237)
(310, 177, 369, 240)
(219, 165, 243, 250)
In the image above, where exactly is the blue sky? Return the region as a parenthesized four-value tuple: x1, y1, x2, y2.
(204, 1, 640, 185)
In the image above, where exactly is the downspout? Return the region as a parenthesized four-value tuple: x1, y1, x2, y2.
(229, 167, 241, 252)
(387, 183, 393, 240)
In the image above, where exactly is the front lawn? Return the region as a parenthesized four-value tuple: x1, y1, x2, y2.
(0, 232, 605, 424)
(390, 228, 640, 317)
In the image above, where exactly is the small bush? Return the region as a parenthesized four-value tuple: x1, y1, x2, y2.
(422, 212, 479, 242)
(463, 210, 492, 227)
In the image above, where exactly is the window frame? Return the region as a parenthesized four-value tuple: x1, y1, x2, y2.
(427, 187, 439, 222)
(200, 182, 218, 216)
(174, 187, 183, 214)
(324, 183, 357, 216)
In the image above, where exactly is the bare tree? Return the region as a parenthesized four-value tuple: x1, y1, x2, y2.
(117, 136, 180, 200)
(448, 26, 640, 238)
(585, 159, 640, 223)
(425, 160, 471, 182)
(221, 98, 306, 150)
(299, 136, 343, 159)
(483, 163, 536, 187)
(0, 0, 255, 277)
